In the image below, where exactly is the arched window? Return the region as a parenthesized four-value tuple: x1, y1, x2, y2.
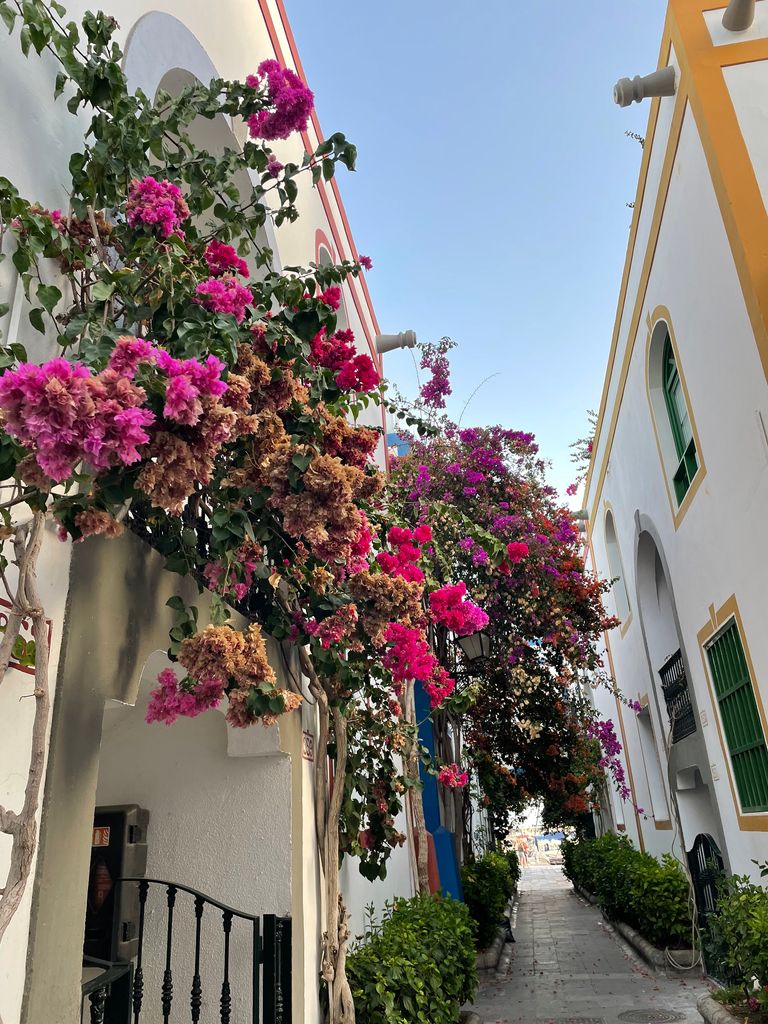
(661, 334, 699, 503)
(604, 510, 630, 623)
(647, 315, 702, 511)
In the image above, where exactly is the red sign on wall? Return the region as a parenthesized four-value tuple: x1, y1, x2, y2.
(92, 826, 111, 848)
(0, 598, 52, 676)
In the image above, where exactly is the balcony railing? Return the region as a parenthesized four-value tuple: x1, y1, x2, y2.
(82, 878, 291, 1024)
(659, 649, 697, 743)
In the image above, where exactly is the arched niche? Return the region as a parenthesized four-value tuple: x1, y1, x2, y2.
(604, 509, 630, 624)
(123, 12, 280, 270)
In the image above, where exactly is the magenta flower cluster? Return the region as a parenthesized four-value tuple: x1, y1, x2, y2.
(0, 357, 154, 481)
(438, 763, 469, 789)
(587, 718, 632, 802)
(246, 60, 314, 141)
(107, 336, 227, 427)
(429, 581, 488, 636)
(419, 337, 453, 410)
(126, 176, 189, 238)
(195, 275, 253, 324)
(204, 240, 249, 279)
(309, 327, 379, 393)
(146, 668, 222, 725)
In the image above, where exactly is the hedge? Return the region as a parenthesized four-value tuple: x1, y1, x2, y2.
(346, 893, 477, 1024)
(562, 833, 693, 948)
(461, 849, 517, 950)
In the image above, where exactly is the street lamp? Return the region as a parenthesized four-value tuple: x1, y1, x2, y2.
(455, 630, 491, 664)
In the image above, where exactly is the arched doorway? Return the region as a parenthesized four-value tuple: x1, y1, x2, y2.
(634, 521, 725, 861)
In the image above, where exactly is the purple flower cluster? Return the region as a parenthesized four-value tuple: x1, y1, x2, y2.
(419, 339, 452, 410)
(587, 718, 632, 801)
(246, 60, 314, 141)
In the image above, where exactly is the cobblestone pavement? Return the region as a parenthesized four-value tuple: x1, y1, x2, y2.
(467, 865, 710, 1024)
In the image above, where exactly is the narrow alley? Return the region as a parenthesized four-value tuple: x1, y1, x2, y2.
(469, 866, 708, 1024)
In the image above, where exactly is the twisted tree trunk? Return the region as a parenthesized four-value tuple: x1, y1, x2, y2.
(0, 512, 50, 949)
(403, 680, 430, 893)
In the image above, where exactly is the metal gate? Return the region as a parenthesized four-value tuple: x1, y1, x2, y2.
(83, 878, 291, 1024)
(686, 833, 731, 984)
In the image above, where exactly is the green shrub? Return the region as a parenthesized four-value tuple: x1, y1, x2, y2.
(461, 850, 514, 949)
(504, 848, 521, 891)
(707, 873, 768, 990)
(347, 893, 477, 1024)
(562, 834, 693, 949)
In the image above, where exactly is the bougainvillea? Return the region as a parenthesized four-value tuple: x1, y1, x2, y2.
(0, 6, 417, 1010)
(245, 58, 314, 141)
(438, 763, 469, 789)
(126, 175, 190, 238)
(389, 417, 618, 842)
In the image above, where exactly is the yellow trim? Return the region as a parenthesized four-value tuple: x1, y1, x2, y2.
(584, 24, 675, 507)
(670, 1, 768, 381)
(696, 594, 768, 831)
(644, 306, 707, 529)
(588, 85, 689, 525)
(602, 500, 634, 636)
(588, 2, 768, 525)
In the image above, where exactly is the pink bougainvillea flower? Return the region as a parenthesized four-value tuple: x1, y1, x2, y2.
(266, 155, 283, 177)
(429, 581, 489, 636)
(146, 667, 223, 725)
(204, 240, 250, 279)
(195, 275, 252, 324)
(506, 541, 529, 563)
(358, 255, 373, 270)
(126, 176, 189, 238)
(246, 59, 314, 141)
(335, 353, 379, 392)
(438, 763, 469, 789)
(318, 285, 341, 310)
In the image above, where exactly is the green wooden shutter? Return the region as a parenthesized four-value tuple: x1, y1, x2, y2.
(662, 333, 699, 503)
(706, 621, 768, 813)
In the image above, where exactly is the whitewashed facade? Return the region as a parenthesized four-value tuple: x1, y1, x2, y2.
(586, 0, 768, 883)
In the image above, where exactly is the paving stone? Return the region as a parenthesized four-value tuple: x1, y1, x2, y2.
(466, 866, 709, 1024)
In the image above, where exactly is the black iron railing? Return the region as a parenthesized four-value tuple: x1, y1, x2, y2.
(687, 833, 736, 986)
(117, 877, 291, 1024)
(659, 649, 697, 743)
(82, 957, 132, 1024)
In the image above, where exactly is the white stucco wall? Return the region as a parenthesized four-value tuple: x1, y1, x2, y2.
(0, 526, 72, 1024)
(96, 651, 292, 1023)
(588, 99, 768, 877)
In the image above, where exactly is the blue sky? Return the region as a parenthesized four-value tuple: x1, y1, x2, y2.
(286, 1, 667, 496)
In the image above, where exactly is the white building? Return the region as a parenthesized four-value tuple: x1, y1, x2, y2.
(586, 0, 768, 894)
(0, 4, 416, 1022)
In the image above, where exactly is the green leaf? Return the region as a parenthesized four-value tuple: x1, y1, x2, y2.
(322, 158, 335, 182)
(0, 4, 17, 32)
(12, 248, 30, 274)
(28, 307, 45, 334)
(91, 280, 115, 302)
(36, 284, 61, 314)
(54, 71, 67, 98)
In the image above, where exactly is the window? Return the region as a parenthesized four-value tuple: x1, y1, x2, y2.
(661, 334, 699, 503)
(604, 511, 630, 623)
(706, 620, 768, 812)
